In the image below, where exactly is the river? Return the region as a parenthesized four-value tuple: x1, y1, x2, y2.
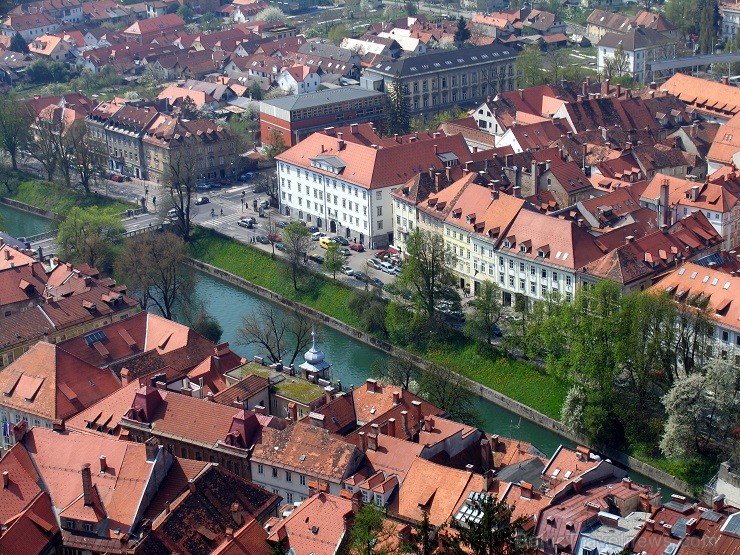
(0, 203, 678, 497)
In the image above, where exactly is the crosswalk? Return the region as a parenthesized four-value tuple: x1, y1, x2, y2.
(199, 212, 249, 228)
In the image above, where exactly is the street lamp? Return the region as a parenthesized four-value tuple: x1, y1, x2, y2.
(145, 186, 149, 209)
(241, 190, 245, 212)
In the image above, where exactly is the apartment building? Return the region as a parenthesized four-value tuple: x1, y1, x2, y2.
(597, 27, 677, 84)
(276, 127, 471, 248)
(361, 43, 518, 120)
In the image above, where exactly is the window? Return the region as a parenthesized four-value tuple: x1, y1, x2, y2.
(509, 276, 514, 287)
(300, 475, 306, 486)
(376, 191, 382, 200)
(377, 206, 382, 216)
(519, 262, 525, 272)
(722, 330, 730, 342)
(286, 471, 292, 482)
(509, 260, 514, 269)
(530, 266, 535, 276)
(272, 468, 278, 478)
(287, 492, 294, 503)
(566, 276, 572, 286)
(552, 272, 558, 281)
(519, 279, 525, 290)
(531, 283, 536, 294)
(378, 220, 383, 230)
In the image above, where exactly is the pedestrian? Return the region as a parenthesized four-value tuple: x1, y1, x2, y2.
(211, 208, 215, 218)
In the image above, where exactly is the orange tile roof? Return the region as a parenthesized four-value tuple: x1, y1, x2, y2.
(641, 174, 739, 214)
(444, 182, 525, 236)
(0, 243, 35, 270)
(0, 443, 43, 525)
(362, 433, 425, 482)
(252, 422, 362, 483)
(350, 380, 428, 425)
(0, 491, 59, 555)
(541, 445, 600, 494)
(661, 73, 740, 117)
(123, 13, 184, 36)
(393, 458, 479, 526)
(0, 342, 121, 421)
(58, 311, 148, 367)
(276, 132, 471, 190)
(502, 481, 551, 524)
(142, 457, 208, 521)
(649, 262, 740, 333)
(23, 427, 154, 537)
(0, 261, 47, 309)
(266, 492, 353, 554)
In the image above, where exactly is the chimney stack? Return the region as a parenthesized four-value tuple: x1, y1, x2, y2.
(81, 464, 93, 506)
(288, 402, 298, 422)
(309, 412, 325, 428)
(359, 431, 367, 451)
(2, 470, 8, 489)
(324, 385, 335, 405)
(392, 391, 401, 405)
(480, 438, 491, 470)
(366, 378, 377, 393)
(367, 433, 378, 451)
(411, 400, 422, 428)
(400, 410, 409, 435)
(99, 455, 107, 473)
(659, 180, 670, 226)
(512, 186, 521, 198)
(713, 494, 725, 512)
(387, 417, 396, 436)
(145, 437, 160, 462)
(423, 416, 434, 432)
(723, 76, 730, 85)
(231, 502, 243, 526)
(685, 517, 698, 536)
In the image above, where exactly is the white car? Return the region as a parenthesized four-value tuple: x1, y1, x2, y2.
(311, 231, 326, 241)
(380, 261, 395, 274)
(342, 265, 354, 276)
(367, 258, 383, 270)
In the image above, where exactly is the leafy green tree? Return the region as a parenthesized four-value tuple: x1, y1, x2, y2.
(515, 45, 544, 88)
(602, 44, 629, 80)
(282, 222, 311, 290)
(454, 16, 471, 47)
(199, 12, 219, 32)
(57, 206, 124, 272)
(191, 310, 223, 342)
(372, 355, 417, 391)
(26, 59, 73, 84)
(397, 228, 457, 323)
(697, 0, 720, 54)
(176, 3, 194, 21)
(412, 508, 434, 555)
(179, 95, 199, 119)
(465, 281, 505, 345)
(249, 81, 263, 100)
(0, 96, 31, 170)
(327, 23, 349, 45)
(347, 504, 385, 555)
(665, 0, 698, 39)
(447, 493, 535, 555)
(349, 289, 388, 336)
(418, 363, 480, 426)
(9, 33, 28, 53)
(384, 78, 411, 136)
(115, 231, 193, 319)
(324, 241, 344, 278)
(405, 1, 417, 15)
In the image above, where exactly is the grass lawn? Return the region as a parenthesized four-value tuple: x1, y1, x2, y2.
(6, 177, 135, 217)
(190, 228, 568, 420)
(631, 443, 720, 492)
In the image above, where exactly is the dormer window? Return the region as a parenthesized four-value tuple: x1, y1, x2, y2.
(503, 240, 510, 248)
(520, 245, 527, 253)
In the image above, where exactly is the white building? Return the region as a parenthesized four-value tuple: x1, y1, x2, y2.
(277, 65, 321, 95)
(597, 27, 677, 84)
(275, 128, 471, 248)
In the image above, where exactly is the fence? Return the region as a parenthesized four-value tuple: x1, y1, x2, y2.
(0, 197, 58, 219)
(186, 258, 695, 497)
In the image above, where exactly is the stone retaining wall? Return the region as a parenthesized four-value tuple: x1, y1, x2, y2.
(0, 197, 58, 219)
(186, 258, 695, 497)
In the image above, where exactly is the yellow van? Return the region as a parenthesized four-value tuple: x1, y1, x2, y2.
(319, 236, 335, 249)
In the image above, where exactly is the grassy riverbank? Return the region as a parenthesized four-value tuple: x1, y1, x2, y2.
(3, 174, 135, 217)
(189, 227, 568, 420)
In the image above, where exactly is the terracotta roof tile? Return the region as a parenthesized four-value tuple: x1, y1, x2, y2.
(0, 492, 59, 555)
(661, 74, 740, 117)
(0, 443, 43, 525)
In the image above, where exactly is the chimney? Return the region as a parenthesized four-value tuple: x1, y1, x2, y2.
(531, 159, 537, 178)
(645, 519, 655, 531)
(359, 431, 367, 451)
(52, 419, 65, 433)
(723, 76, 730, 85)
(145, 437, 160, 462)
(2, 471, 8, 489)
(691, 185, 700, 202)
(288, 402, 298, 421)
(659, 180, 670, 226)
(309, 412, 325, 428)
(616, 83, 621, 97)
(572, 477, 583, 493)
(685, 517, 698, 536)
(387, 418, 396, 436)
(625, 235, 635, 244)
(602, 78, 610, 97)
(512, 186, 521, 198)
(480, 438, 491, 470)
(352, 491, 362, 514)
(400, 410, 409, 435)
(434, 172, 441, 193)
(713, 494, 725, 512)
(434, 144, 438, 154)
(392, 391, 401, 405)
(254, 405, 266, 415)
(411, 400, 422, 428)
(81, 464, 93, 506)
(188, 479, 196, 493)
(482, 469, 494, 491)
(231, 502, 243, 526)
(350, 123, 359, 134)
(520, 481, 533, 499)
(366, 378, 377, 393)
(545, 159, 551, 171)
(581, 81, 587, 97)
(120, 368, 131, 384)
(99, 455, 107, 473)
(649, 81, 657, 90)
(423, 416, 434, 432)
(367, 433, 378, 451)
(324, 385, 335, 404)
(225, 528, 233, 540)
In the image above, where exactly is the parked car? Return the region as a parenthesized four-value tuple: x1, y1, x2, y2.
(275, 242, 286, 252)
(349, 243, 365, 252)
(267, 233, 282, 243)
(308, 226, 319, 233)
(379, 261, 395, 274)
(388, 266, 402, 276)
(196, 183, 212, 191)
(256, 235, 269, 244)
(367, 258, 383, 270)
(276, 220, 289, 229)
(311, 231, 326, 241)
(167, 208, 178, 219)
(258, 200, 270, 209)
(375, 249, 390, 258)
(370, 277, 384, 289)
(342, 265, 354, 275)
(237, 217, 255, 228)
(239, 172, 254, 181)
(194, 196, 209, 205)
(340, 247, 351, 256)
(332, 236, 349, 246)
(354, 271, 369, 282)
(308, 253, 324, 264)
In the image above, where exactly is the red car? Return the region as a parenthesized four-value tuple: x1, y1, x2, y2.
(349, 243, 365, 252)
(267, 233, 282, 243)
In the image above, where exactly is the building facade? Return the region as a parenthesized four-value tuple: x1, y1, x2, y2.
(361, 43, 518, 121)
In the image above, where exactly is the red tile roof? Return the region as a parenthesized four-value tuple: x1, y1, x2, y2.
(266, 492, 353, 554)
(661, 73, 740, 118)
(0, 261, 47, 309)
(123, 13, 184, 36)
(0, 342, 121, 421)
(0, 491, 59, 555)
(0, 443, 43, 525)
